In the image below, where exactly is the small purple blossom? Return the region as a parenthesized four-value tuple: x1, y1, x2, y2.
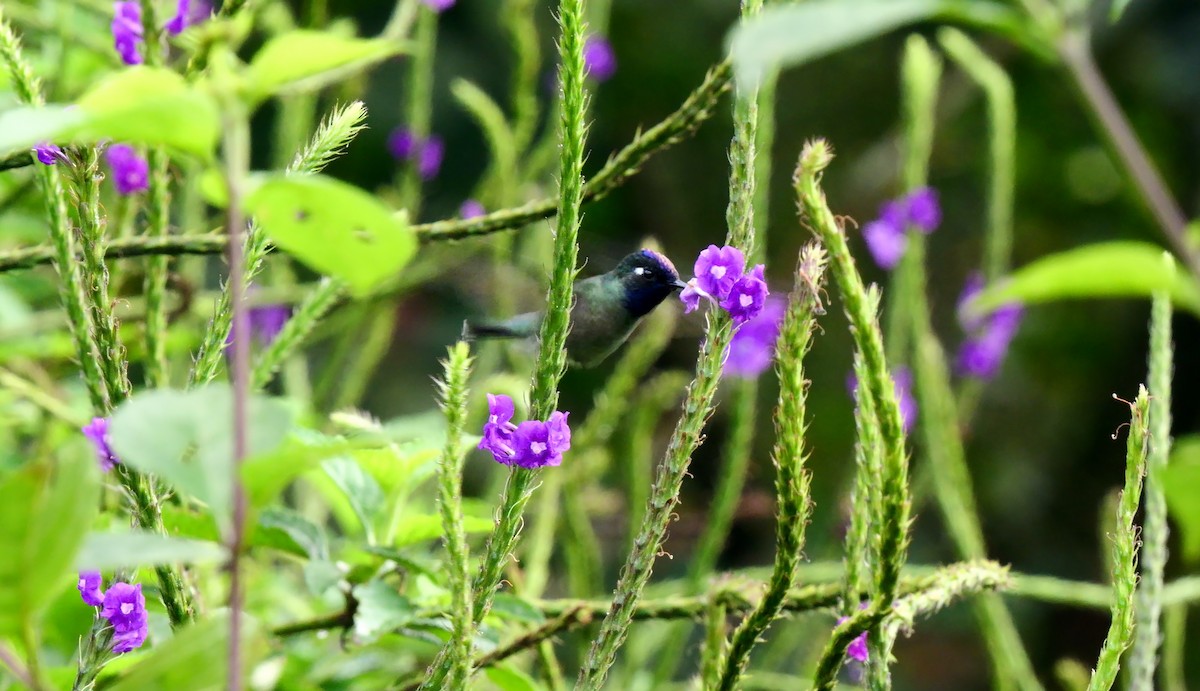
(693, 245, 744, 301)
(863, 219, 907, 270)
(164, 0, 212, 35)
(479, 394, 518, 464)
(512, 413, 572, 469)
(34, 143, 66, 166)
(388, 128, 444, 181)
(422, 0, 456, 11)
(417, 135, 444, 180)
(460, 199, 486, 219)
(249, 304, 291, 347)
(679, 279, 704, 314)
(720, 264, 769, 325)
(861, 187, 943, 269)
(583, 36, 617, 82)
(100, 582, 148, 654)
(78, 571, 105, 607)
(105, 144, 148, 195)
(724, 296, 786, 378)
(111, 2, 144, 66)
(837, 616, 870, 663)
(82, 417, 119, 472)
(906, 186, 941, 233)
(954, 274, 1023, 379)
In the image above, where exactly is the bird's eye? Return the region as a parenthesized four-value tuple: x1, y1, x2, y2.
(634, 267, 646, 276)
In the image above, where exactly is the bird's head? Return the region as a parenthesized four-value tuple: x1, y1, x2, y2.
(612, 249, 688, 317)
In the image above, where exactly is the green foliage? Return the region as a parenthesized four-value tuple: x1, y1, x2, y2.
(0, 456, 99, 636)
(1161, 435, 1200, 561)
(351, 580, 418, 642)
(972, 242, 1200, 315)
(108, 386, 294, 527)
(242, 174, 417, 297)
(244, 30, 408, 102)
(74, 531, 224, 570)
(107, 612, 266, 691)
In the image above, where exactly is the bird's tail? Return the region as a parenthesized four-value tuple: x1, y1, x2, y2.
(461, 319, 521, 342)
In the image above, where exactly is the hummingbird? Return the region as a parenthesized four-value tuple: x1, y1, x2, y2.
(463, 249, 687, 366)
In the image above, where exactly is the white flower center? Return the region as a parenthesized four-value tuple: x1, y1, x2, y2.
(530, 441, 547, 455)
(739, 294, 754, 308)
(709, 265, 727, 279)
(78, 578, 86, 589)
(120, 603, 134, 615)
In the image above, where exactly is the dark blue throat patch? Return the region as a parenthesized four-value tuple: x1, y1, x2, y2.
(623, 283, 675, 318)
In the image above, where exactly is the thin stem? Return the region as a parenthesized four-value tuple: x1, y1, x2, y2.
(1057, 32, 1200, 279)
(0, 642, 33, 690)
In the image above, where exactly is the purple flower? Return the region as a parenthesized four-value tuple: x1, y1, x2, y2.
(512, 412, 572, 469)
(721, 264, 769, 325)
(954, 275, 1023, 379)
(164, 0, 212, 35)
(105, 144, 148, 195)
(387, 128, 418, 160)
(679, 279, 704, 314)
(111, 2, 144, 66)
(863, 219, 906, 270)
(848, 367, 917, 433)
(724, 296, 786, 378)
(583, 36, 617, 82)
(250, 304, 291, 346)
(82, 417, 119, 472)
(479, 393, 518, 464)
(34, 143, 66, 165)
(837, 616, 869, 663)
(460, 199, 486, 219)
(417, 135, 444, 181)
(906, 186, 941, 233)
(693, 245, 744, 301)
(78, 571, 105, 607)
(422, 0, 456, 11)
(100, 582, 148, 653)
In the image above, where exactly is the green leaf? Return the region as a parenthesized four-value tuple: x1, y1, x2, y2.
(108, 612, 265, 691)
(258, 507, 329, 560)
(392, 513, 494, 547)
(971, 242, 1200, 316)
(1163, 435, 1200, 561)
(729, 0, 948, 90)
(74, 531, 224, 570)
(486, 663, 544, 691)
(243, 174, 417, 297)
(0, 457, 100, 636)
(108, 386, 294, 527)
(245, 30, 407, 100)
(323, 457, 386, 539)
(1110, 0, 1134, 22)
(0, 68, 220, 159)
(242, 435, 375, 509)
(490, 594, 546, 624)
(352, 580, 417, 642)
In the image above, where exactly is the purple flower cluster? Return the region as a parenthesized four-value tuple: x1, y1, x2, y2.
(112, 2, 143, 65)
(33, 143, 68, 165)
(862, 187, 941, 270)
(105, 144, 149, 195)
(837, 615, 869, 663)
(583, 36, 617, 82)
(78, 572, 149, 654)
(848, 367, 917, 433)
(224, 300, 292, 350)
(679, 245, 769, 326)
(724, 296, 785, 378)
(388, 128, 444, 181)
(955, 274, 1023, 379)
(422, 0, 456, 11)
(459, 199, 486, 219)
(164, 0, 212, 35)
(82, 417, 119, 472)
(478, 394, 571, 469)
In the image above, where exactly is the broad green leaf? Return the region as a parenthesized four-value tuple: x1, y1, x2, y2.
(243, 174, 417, 297)
(245, 30, 407, 100)
(729, 0, 945, 90)
(323, 457, 386, 540)
(108, 386, 294, 527)
(74, 531, 224, 570)
(259, 507, 329, 560)
(972, 242, 1200, 316)
(108, 612, 265, 691)
(392, 513, 494, 547)
(486, 663, 544, 691)
(0, 68, 220, 158)
(0, 457, 100, 635)
(304, 560, 343, 597)
(490, 594, 546, 624)
(1110, 0, 1134, 22)
(352, 580, 417, 642)
(1163, 435, 1200, 561)
(242, 435, 375, 509)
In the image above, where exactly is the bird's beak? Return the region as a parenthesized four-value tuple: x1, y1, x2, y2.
(672, 279, 688, 291)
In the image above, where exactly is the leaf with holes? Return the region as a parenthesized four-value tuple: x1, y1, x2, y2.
(243, 174, 417, 297)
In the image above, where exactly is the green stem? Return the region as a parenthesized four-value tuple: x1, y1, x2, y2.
(142, 149, 172, 389)
(1087, 387, 1151, 691)
(1161, 603, 1187, 691)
